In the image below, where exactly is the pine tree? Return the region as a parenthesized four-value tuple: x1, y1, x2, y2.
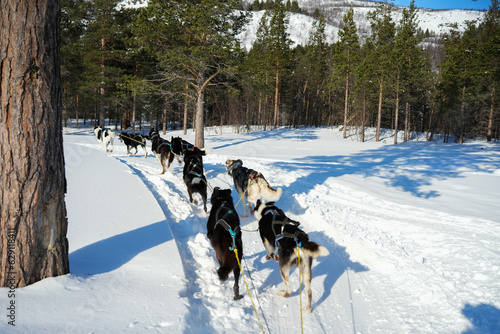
(478, 0, 499, 141)
(300, 13, 329, 127)
(1, 0, 69, 287)
(268, 0, 292, 128)
(135, 0, 248, 148)
(336, 7, 360, 139)
(367, 2, 396, 142)
(394, 1, 430, 143)
(79, 0, 127, 127)
(440, 21, 481, 144)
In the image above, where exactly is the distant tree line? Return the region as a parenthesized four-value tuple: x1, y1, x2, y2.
(61, 0, 499, 145)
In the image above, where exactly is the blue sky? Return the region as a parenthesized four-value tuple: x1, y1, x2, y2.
(391, 0, 491, 10)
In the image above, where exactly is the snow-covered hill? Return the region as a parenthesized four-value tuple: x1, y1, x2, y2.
(239, 0, 485, 50)
(2, 125, 498, 333)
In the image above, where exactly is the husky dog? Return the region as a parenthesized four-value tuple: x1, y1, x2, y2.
(226, 159, 282, 217)
(148, 129, 175, 174)
(94, 126, 116, 153)
(119, 131, 147, 157)
(183, 148, 208, 212)
(207, 188, 244, 300)
(254, 200, 329, 313)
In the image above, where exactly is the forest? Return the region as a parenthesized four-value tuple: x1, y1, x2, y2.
(60, 0, 499, 146)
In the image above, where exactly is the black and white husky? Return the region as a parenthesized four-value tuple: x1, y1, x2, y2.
(254, 200, 329, 313)
(94, 126, 116, 153)
(226, 159, 282, 217)
(183, 148, 208, 212)
(207, 188, 244, 300)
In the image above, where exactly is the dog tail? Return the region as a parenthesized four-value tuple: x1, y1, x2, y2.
(217, 266, 232, 281)
(300, 241, 329, 259)
(260, 181, 282, 202)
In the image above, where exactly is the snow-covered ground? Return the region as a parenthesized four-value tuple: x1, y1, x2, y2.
(2, 125, 499, 333)
(237, 6, 485, 50)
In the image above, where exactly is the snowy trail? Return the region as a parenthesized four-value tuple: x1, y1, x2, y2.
(3, 127, 499, 334)
(80, 127, 500, 333)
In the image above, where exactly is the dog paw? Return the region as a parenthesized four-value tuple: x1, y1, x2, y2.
(273, 255, 279, 262)
(265, 255, 272, 261)
(193, 199, 198, 205)
(277, 291, 290, 298)
(233, 294, 244, 301)
(303, 307, 312, 314)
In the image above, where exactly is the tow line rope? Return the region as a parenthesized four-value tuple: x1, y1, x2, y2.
(232, 243, 265, 334)
(297, 242, 304, 334)
(110, 129, 147, 146)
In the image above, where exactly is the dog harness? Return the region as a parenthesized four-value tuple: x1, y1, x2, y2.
(262, 206, 302, 249)
(215, 202, 241, 250)
(187, 162, 204, 184)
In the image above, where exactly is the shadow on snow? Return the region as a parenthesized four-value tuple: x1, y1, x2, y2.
(69, 220, 171, 276)
(277, 141, 500, 199)
(462, 303, 500, 334)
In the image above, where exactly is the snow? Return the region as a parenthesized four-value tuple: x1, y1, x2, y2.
(238, 7, 484, 51)
(2, 125, 499, 333)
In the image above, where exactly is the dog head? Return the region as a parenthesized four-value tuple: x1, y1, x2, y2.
(226, 159, 243, 176)
(118, 131, 127, 142)
(148, 129, 159, 139)
(94, 126, 102, 136)
(170, 136, 183, 155)
(211, 187, 234, 207)
(184, 148, 205, 165)
(253, 200, 276, 220)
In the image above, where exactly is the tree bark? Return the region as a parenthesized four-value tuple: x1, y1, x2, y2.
(376, 78, 383, 142)
(183, 84, 189, 136)
(273, 64, 280, 129)
(99, 37, 106, 127)
(195, 67, 205, 148)
(459, 85, 465, 145)
(361, 93, 366, 143)
(394, 74, 400, 145)
(487, 87, 495, 142)
(162, 94, 168, 135)
(1, 0, 69, 287)
(343, 71, 349, 139)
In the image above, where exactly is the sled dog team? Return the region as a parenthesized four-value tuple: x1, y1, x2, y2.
(94, 126, 329, 313)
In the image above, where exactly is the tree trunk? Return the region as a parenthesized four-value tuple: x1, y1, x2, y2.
(361, 93, 366, 143)
(394, 74, 400, 145)
(343, 71, 349, 139)
(132, 90, 136, 134)
(195, 89, 205, 148)
(183, 84, 189, 136)
(76, 93, 80, 129)
(273, 65, 280, 129)
(487, 87, 495, 142)
(0, 0, 69, 288)
(376, 78, 383, 142)
(99, 37, 106, 127)
(459, 85, 465, 145)
(404, 101, 410, 142)
(162, 94, 168, 135)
